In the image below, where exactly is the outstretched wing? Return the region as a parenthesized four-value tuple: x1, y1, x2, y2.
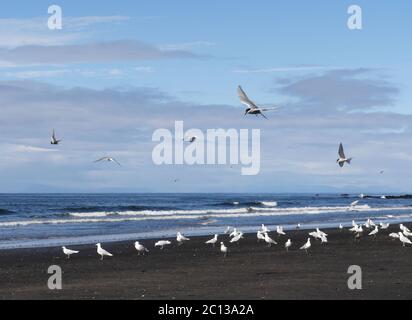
(338, 143, 346, 158)
(237, 86, 259, 109)
(94, 157, 108, 163)
(112, 158, 122, 166)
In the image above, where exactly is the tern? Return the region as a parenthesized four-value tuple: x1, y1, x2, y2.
(177, 232, 190, 245)
(206, 235, 218, 247)
(51, 129, 62, 145)
(285, 239, 292, 252)
(94, 157, 122, 166)
(155, 240, 171, 250)
(62, 246, 79, 259)
(220, 242, 228, 258)
(134, 241, 149, 256)
(300, 238, 311, 254)
(337, 143, 353, 167)
(264, 233, 277, 247)
(237, 86, 278, 119)
(399, 232, 412, 247)
(96, 243, 113, 260)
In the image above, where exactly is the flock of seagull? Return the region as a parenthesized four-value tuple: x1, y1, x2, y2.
(60, 216, 412, 260)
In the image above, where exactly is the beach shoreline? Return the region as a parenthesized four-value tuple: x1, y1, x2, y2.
(1, 224, 411, 300)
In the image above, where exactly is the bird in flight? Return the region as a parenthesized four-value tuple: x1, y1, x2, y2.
(337, 143, 352, 167)
(94, 157, 122, 166)
(50, 129, 62, 145)
(237, 86, 278, 119)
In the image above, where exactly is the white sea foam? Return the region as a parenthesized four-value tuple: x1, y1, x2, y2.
(260, 201, 278, 207)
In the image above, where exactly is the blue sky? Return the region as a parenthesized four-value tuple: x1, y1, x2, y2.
(0, 1, 411, 193)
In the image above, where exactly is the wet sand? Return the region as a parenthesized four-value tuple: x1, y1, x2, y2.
(1, 224, 412, 300)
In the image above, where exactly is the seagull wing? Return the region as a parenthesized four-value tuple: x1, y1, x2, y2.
(112, 158, 122, 166)
(338, 143, 346, 158)
(238, 86, 259, 109)
(260, 112, 269, 120)
(94, 157, 108, 163)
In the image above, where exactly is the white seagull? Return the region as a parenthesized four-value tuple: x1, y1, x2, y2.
(237, 85, 278, 120)
(398, 232, 412, 247)
(206, 235, 218, 247)
(51, 129, 62, 145)
(220, 242, 228, 258)
(230, 232, 244, 244)
(62, 246, 79, 259)
(177, 232, 190, 245)
(134, 241, 149, 255)
(285, 239, 292, 252)
(264, 233, 277, 247)
(261, 224, 270, 233)
(337, 143, 353, 168)
(276, 226, 286, 236)
(96, 243, 113, 260)
(368, 226, 379, 238)
(155, 240, 171, 250)
(94, 157, 122, 166)
(400, 224, 411, 233)
(300, 238, 311, 254)
(380, 223, 390, 230)
(389, 233, 400, 240)
(257, 231, 266, 242)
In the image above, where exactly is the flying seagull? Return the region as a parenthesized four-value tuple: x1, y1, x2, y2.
(50, 129, 62, 145)
(94, 157, 122, 166)
(237, 86, 278, 119)
(62, 246, 79, 259)
(337, 143, 353, 167)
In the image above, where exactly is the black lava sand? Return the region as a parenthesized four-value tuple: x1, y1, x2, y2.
(1, 224, 411, 300)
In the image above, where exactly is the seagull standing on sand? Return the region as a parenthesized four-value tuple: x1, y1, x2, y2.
(237, 86, 278, 120)
(276, 226, 286, 237)
(300, 238, 311, 254)
(155, 240, 171, 250)
(62, 246, 79, 259)
(134, 241, 149, 256)
(264, 233, 277, 247)
(94, 157, 122, 166)
(389, 233, 400, 240)
(398, 232, 412, 247)
(96, 243, 113, 260)
(261, 224, 270, 233)
(230, 232, 244, 244)
(400, 224, 411, 233)
(51, 129, 62, 145)
(380, 223, 390, 230)
(220, 242, 228, 258)
(285, 239, 292, 252)
(206, 235, 218, 247)
(337, 143, 353, 168)
(257, 231, 266, 242)
(177, 232, 190, 245)
(368, 226, 379, 238)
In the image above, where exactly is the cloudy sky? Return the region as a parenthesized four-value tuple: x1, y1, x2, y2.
(0, 0, 411, 193)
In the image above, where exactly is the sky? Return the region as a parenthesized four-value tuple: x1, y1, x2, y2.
(0, 0, 411, 193)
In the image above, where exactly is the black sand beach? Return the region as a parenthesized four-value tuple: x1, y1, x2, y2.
(1, 225, 412, 300)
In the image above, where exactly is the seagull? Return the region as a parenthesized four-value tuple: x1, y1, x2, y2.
(398, 232, 412, 247)
(94, 157, 122, 166)
(62, 246, 79, 259)
(134, 241, 149, 256)
(230, 232, 244, 244)
(285, 239, 292, 252)
(177, 232, 190, 245)
(403, 229, 412, 237)
(257, 231, 266, 242)
(96, 243, 113, 260)
(237, 85, 278, 120)
(320, 234, 328, 244)
(51, 129, 62, 145)
(224, 226, 232, 234)
(155, 240, 171, 250)
(220, 242, 228, 258)
(380, 223, 390, 230)
(230, 228, 241, 238)
(389, 233, 400, 240)
(300, 238, 311, 254)
(264, 233, 277, 247)
(339, 223, 344, 230)
(276, 226, 286, 237)
(337, 143, 353, 168)
(400, 224, 411, 233)
(261, 224, 270, 233)
(368, 226, 379, 238)
(206, 235, 218, 247)
(296, 223, 301, 230)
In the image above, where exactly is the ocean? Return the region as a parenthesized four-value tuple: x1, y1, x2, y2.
(0, 193, 412, 250)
